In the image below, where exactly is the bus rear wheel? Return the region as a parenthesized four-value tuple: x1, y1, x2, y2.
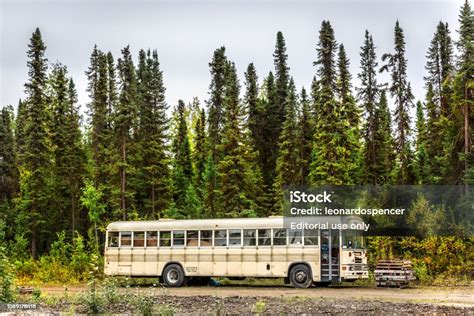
(289, 264, 313, 288)
(163, 264, 186, 287)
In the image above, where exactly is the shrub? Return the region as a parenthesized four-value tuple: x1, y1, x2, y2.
(412, 260, 432, 284)
(253, 300, 266, 314)
(0, 245, 15, 303)
(154, 304, 176, 316)
(80, 288, 105, 314)
(132, 290, 156, 316)
(102, 278, 121, 304)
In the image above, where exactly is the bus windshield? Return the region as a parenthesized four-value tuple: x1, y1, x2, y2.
(342, 230, 365, 249)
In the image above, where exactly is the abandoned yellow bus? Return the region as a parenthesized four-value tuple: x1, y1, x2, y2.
(104, 216, 368, 288)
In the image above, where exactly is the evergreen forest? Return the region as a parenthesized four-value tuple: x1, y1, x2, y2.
(0, 0, 472, 285)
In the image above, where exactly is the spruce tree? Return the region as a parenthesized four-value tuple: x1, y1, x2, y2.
(217, 62, 259, 217)
(380, 21, 416, 184)
(357, 31, 383, 184)
(310, 76, 321, 118)
(86, 47, 114, 192)
(260, 72, 281, 201)
(454, 0, 473, 183)
(0, 106, 19, 201)
(22, 28, 51, 258)
(337, 44, 361, 182)
(193, 107, 206, 191)
(373, 90, 395, 184)
(415, 100, 430, 183)
(424, 83, 442, 182)
(115, 45, 138, 219)
(244, 63, 262, 152)
(299, 87, 313, 184)
(204, 47, 227, 216)
(274, 78, 300, 209)
(424, 21, 454, 114)
(207, 47, 227, 161)
(171, 100, 193, 216)
(202, 153, 218, 217)
(310, 21, 355, 184)
(273, 31, 290, 127)
(135, 49, 171, 218)
(15, 99, 27, 166)
(50, 64, 86, 236)
(106, 52, 118, 122)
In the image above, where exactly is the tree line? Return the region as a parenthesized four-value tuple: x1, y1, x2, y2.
(0, 1, 472, 258)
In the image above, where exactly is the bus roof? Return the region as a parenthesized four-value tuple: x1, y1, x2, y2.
(106, 216, 363, 231)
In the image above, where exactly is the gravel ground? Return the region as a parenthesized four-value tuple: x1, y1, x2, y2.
(2, 295, 474, 315)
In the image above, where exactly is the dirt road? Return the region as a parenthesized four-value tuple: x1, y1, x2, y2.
(4, 285, 469, 314)
(41, 284, 474, 306)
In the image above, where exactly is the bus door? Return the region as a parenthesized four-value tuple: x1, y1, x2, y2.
(320, 229, 340, 282)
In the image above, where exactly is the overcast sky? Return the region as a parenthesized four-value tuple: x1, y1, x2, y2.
(0, 0, 464, 116)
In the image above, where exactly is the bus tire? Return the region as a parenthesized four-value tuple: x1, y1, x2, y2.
(163, 264, 186, 287)
(289, 264, 313, 288)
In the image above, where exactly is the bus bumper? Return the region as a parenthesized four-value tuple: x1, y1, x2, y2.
(341, 264, 369, 280)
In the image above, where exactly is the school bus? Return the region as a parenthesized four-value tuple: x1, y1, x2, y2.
(104, 216, 368, 288)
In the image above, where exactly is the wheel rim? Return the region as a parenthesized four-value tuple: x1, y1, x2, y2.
(295, 270, 307, 283)
(167, 269, 179, 284)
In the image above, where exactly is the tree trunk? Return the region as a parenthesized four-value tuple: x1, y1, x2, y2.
(31, 228, 37, 259)
(71, 190, 75, 243)
(151, 184, 155, 218)
(464, 86, 470, 191)
(121, 133, 127, 220)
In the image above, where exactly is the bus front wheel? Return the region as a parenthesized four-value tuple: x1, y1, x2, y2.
(289, 264, 313, 288)
(163, 264, 186, 287)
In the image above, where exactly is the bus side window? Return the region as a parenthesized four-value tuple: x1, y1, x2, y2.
(120, 232, 132, 247)
(200, 230, 212, 246)
(146, 231, 158, 247)
(304, 229, 318, 246)
(273, 229, 287, 246)
(134, 231, 145, 247)
(173, 231, 185, 247)
(214, 230, 227, 246)
(160, 231, 171, 247)
(228, 229, 241, 246)
(187, 230, 199, 247)
(288, 230, 302, 245)
(243, 229, 256, 246)
(108, 232, 119, 247)
(258, 229, 271, 246)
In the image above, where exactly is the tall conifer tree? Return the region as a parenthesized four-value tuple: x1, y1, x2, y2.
(22, 28, 51, 258)
(115, 46, 138, 219)
(135, 49, 171, 218)
(299, 87, 313, 184)
(86, 47, 118, 220)
(217, 62, 259, 217)
(50, 64, 86, 236)
(357, 31, 383, 183)
(415, 101, 430, 183)
(274, 78, 300, 209)
(381, 21, 416, 184)
(425, 22, 454, 114)
(337, 44, 361, 182)
(0, 106, 19, 202)
(454, 0, 473, 183)
(273, 31, 290, 127)
(373, 91, 395, 184)
(194, 108, 207, 190)
(207, 47, 227, 161)
(310, 21, 355, 184)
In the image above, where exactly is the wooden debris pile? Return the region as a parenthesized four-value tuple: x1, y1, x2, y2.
(375, 259, 415, 288)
